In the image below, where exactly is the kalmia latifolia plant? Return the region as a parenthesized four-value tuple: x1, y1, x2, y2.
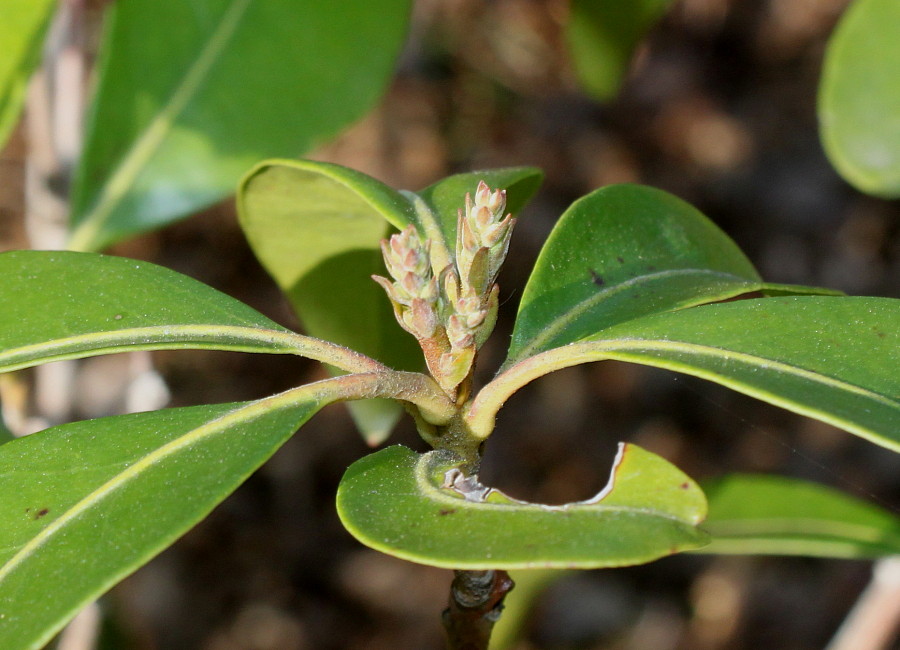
(0, 161, 897, 650)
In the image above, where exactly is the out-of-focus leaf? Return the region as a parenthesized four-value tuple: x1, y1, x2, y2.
(67, 0, 412, 251)
(507, 184, 834, 367)
(0, 251, 376, 374)
(337, 443, 708, 569)
(819, 0, 900, 197)
(476, 297, 900, 452)
(0, 387, 329, 650)
(0, 0, 56, 150)
(566, 0, 673, 100)
(697, 474, 900, 558)
(238, 159, 421, 443)
(489, 569, 564, 650)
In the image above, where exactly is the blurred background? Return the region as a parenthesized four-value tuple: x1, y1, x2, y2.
(1, 0, 898, 648)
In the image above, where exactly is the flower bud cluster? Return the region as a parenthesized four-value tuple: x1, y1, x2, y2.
(456, 181, 515, 297)
(373, 181, 515, 396)
(372, 226, 440, 340)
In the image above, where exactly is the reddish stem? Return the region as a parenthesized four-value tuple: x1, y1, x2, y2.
(442, 570, 515, 650)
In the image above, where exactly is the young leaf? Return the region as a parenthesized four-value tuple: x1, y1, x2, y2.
(0, 389, 330, 650)
(819, 0, 900, 198)
(566, 0, 673, 100)
(413, 167, 543, 253)
(0, 0, 56, 150)
(336, 443, 708, 569)
(237, 159, 422, 443)
(0, 251, 381, 374)
(474, 297, 900, 452)
(66, 0, 412, 252)
(696, 474, 900, 558)
(507, 184, 832, 366)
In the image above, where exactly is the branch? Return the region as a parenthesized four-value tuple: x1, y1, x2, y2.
(442, 570, 515, 650)
(282, 370, 457, 426)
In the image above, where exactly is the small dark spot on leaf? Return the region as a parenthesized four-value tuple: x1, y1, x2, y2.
(872, 327, 885, 339)
(35, 508, 49, 519)
(439, 508, 457, 516)
(647, 264, 657, 272)
(616, 256, 624, 264)
(680, 482, 690, 490)
(589, 269, 605, 286)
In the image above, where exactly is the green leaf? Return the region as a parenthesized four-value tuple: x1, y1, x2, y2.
(566, 0, 673, 101)
(480, 296, 899, 450)
(237, 159, 422, 443)
(413, 167, 543, 254)
(336, 443, 708, 569)
(0, 251, 376, 374)
(819, 0, 900, 198)
(0, 0, 56, 150)
(67, 0, 412, 252)
(696, 474, 900, 558)
(508, 184, 772, 366)
(0, 388, 329, 650)
(588, 297, 899, 450)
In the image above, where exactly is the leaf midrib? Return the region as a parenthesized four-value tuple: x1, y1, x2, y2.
(598, 339, 898, 408)
(0, 324, 297, 373)
(472, 336, 900, 448)
(68, 0, 253, 250)
(0, 388, 316, 586)
(510, 268, 757, 364)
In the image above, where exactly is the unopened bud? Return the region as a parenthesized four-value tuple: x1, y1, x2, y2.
(446, 314, 476, 349)
(455, 290, 486, 327)
(475, 285, 499, 348)
(482, 214, 515, 248)
(438, 347, 475, 392)
(473, 205, 493, 230)
(404, 298, 439, 338)
(440, 264, 460, 306)
(473, 180, 506, 217)
(385, 226, 431, 279)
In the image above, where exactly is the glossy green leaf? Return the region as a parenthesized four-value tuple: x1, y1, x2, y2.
(507, 184, 836, 366)
(238, 159, 422, 443)
(0, 250, 372, 374)
(67, 0, 412, 252)
(478, 296, 899, 451)
(587, 297, 900, 450)
(0, 387, 329, 650)
(697, 474, 900, 558)
(336, 443, 708, 569)
(0, 0, 56, 150)
(566, 0, 673, 100)
(413, 167, 543, 253)
(819, 0, 900, 197)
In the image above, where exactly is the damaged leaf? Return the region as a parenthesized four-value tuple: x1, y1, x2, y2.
(336, 443, 708, 569)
